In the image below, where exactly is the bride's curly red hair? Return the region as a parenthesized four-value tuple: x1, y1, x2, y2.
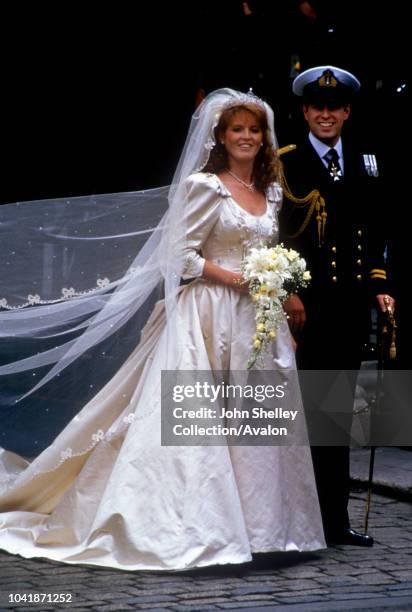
(202, 103, 279, 192)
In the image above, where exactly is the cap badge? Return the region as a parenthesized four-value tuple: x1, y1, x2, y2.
(318, 69, 338, 88)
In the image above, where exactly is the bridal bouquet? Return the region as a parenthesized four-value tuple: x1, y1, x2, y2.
(242, 244, 311, 369)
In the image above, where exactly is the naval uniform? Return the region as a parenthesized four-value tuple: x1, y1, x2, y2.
(278, 135, 388, 539)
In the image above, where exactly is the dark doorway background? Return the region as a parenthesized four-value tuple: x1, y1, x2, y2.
(0, 2, 407, 204)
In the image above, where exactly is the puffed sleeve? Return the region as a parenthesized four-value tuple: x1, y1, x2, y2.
(180, 173, 223, 279)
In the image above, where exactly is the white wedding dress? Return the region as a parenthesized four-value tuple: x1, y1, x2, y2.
(0, 173, 325, 570)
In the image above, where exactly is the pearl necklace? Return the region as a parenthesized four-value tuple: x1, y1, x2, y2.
(227, 170, 255, 191)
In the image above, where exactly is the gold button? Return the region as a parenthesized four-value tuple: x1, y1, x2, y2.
(357, 274, 362, 281)
(357, 245, 362, 251)
(357, 259, 362, 266)
(332, 276, 338, 283)
(357, 230, 362, 237)
(331, 246, 337, 253)
(331, 261, 336, 268)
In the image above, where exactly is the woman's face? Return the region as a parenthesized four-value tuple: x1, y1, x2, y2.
(221, 110, 263, 166)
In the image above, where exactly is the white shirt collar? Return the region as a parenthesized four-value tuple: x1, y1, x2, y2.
(309, 132, 343, 162)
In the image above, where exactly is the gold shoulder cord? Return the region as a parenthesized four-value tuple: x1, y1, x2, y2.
(277, 145, 327, 247)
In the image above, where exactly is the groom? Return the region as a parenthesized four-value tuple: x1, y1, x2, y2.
(279, 65, 394, 546)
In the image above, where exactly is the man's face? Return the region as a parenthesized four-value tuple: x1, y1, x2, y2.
(303, 103, 351, 147)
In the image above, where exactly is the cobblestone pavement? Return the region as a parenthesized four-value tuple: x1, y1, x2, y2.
(1, 489, 412, 611)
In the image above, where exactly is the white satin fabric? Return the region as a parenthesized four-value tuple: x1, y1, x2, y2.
(0, 173, 325, 570)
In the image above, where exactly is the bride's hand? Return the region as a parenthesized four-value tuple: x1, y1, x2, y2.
(202, 261, 249, 293)
(231, 274, 249, 294)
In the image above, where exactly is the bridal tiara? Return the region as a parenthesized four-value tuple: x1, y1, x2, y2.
(213, 90, 268, 133)
(201, 90, 269, 159)
(221, 89, 267, 111)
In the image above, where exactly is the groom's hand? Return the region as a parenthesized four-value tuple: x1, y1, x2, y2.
(284, 294, 306, 334)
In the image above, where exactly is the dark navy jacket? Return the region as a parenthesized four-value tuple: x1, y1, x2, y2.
(278, 137, 388, 368)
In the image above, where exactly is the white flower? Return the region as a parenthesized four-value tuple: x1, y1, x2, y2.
(97, 277, 110, 288)
(0, 298, 8, 308)
(60, 448, 73, 461)
(204, 138, 215, 151)
(286, 249, 299, 262)
(27, 294, 41, 305)
(92, 429, 105, 443)
(242, 244, 311, 368)
(62, 287, 76, 298)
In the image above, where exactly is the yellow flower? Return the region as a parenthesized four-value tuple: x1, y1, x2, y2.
(286, 249, 299, 262)
(253, 339, 262, 349)
(303, 270, 312, 281)
(257, 323, 265, 332)
(268, 331, 276, 339)
(259, 285, 268, 294)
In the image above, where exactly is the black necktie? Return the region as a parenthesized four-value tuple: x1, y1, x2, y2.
(324, 148, 342, 182)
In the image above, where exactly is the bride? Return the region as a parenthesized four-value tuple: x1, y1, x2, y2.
(0, 88, 325, 570)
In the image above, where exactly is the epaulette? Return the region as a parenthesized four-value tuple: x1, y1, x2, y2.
(277, 144, 297, 157)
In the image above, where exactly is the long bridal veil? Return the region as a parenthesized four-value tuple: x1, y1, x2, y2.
(0, 88, 278, 465)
